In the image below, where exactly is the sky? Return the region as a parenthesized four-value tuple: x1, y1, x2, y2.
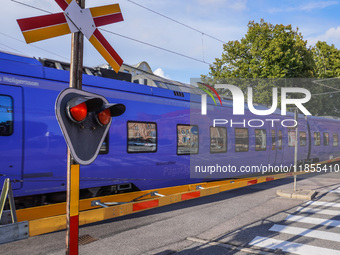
(1, 0, 340, 84)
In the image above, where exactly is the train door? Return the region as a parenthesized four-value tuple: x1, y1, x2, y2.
(268, 124, 277, 166)
(0, 85, 23, 189)
(276, 129, 284, 165)
(306, 120, 312, 161)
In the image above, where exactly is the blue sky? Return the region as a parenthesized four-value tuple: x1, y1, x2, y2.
(1, 0, 340, 83)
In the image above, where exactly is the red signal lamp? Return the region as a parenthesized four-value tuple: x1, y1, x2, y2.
(69, 102, 87, 122)
(66, 96, 102, 123)
(97, 108, 111, 126)
(96, 103, 126, 126)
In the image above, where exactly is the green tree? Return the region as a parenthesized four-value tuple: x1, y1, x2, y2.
(201, 20, 323, 115)
(311, 42, 340, 116)
(313, 41, 340, 78)
(203, 19, 315, 81)
(312, 41, 340, 116)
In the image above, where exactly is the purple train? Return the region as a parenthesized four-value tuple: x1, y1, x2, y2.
(0, 51, 339, 207)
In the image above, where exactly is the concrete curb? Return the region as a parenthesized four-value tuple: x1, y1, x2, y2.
(276, 189, 317, 200)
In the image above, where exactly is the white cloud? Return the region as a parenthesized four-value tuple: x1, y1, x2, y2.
(269, 1, 339, 13)
(301, 1, 339, 11)
(196, 0, 247, 11)
(324, 26, 340, 40)
(153, 68, 171, 79)
(307, 26, 340, 47)
(229, 0, 248, 11)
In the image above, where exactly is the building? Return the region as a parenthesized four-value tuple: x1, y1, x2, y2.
(39, 57, 203, 95)
(99, 61, 203, 94)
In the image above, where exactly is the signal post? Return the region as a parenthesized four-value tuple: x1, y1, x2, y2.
(17, 0, 126, 253)
(55, 88, 125, 254)
(67, 0, 84, 253)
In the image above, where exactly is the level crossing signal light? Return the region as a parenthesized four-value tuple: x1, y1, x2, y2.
(55, 88, 125, 165)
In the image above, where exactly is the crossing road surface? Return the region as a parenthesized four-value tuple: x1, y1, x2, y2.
(249, 188, 340, 255)
(1, 171, 340, 255)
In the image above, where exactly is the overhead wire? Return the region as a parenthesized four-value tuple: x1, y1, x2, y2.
(9, 1, 69, 61)
(126, 0, 226, 64)
(312, 91, 340, 96)
(0, 32, 69, 61)
(126, 0, 227, 44)
(99, 28, 212, 65)
(0, 41, 26, 55)
(311, 78, 340, 96)
(202, 33, 205, 63)
(9, 0, 212, 65)
(10, 0, 52, 14)
(312, 78, 340, 92)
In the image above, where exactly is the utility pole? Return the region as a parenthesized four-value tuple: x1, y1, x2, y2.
(66, 0, 84, 254)
(294, 108, 298, 192)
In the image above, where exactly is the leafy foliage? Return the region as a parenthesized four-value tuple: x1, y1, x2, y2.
(202, 20, 340, 116)
(313, 41, 340, 78)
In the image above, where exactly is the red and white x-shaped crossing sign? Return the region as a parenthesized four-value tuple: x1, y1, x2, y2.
(17, 0, 123, 72)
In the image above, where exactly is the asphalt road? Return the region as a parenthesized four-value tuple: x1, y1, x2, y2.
(2, 171, 340, 255)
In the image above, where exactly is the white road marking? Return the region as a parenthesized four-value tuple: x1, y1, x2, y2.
(249, 236, 340, 255)
(304, 201, 340, 208)
(249, 197, 340, 254)
(296, 207, 340, 216)
(269, 224, 340, 242)
(285, 215, 340, 228)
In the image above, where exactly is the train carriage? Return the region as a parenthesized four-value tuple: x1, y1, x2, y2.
(0, 51, 339, 207)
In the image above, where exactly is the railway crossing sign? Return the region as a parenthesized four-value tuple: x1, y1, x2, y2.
(17, 0, 124, 72)
(17, 1, 126, 253)
(55, 88, 125, 165)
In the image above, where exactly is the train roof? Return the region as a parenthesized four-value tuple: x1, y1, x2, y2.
(1, 51, 337, 120)
(0, 50, 221, 101)
(0, 50, 42, 65)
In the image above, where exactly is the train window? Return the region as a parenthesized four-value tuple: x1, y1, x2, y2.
(235, 128, 249, 152)
(278, 130, 283, 150)
(167, 84, 181, 92)
(271, 130, 276, 150)
(127, 121, 157, 153)
(0, 95, 13, 136)
(288, 130, 296, 147)
(299, 131, 307, 146)
(154, 81, 169, 89)
(333, 134, 338, 147)
(314, 132, 321, 146)
(255, 129, 267, 151)
(177, 125, 199, 155)
(99, 135, 109, 154)
(323, 133, 329, 146)
(210, 127, 227, 153)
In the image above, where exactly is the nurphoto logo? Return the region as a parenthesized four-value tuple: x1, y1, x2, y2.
(199, 83, 311, 116)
